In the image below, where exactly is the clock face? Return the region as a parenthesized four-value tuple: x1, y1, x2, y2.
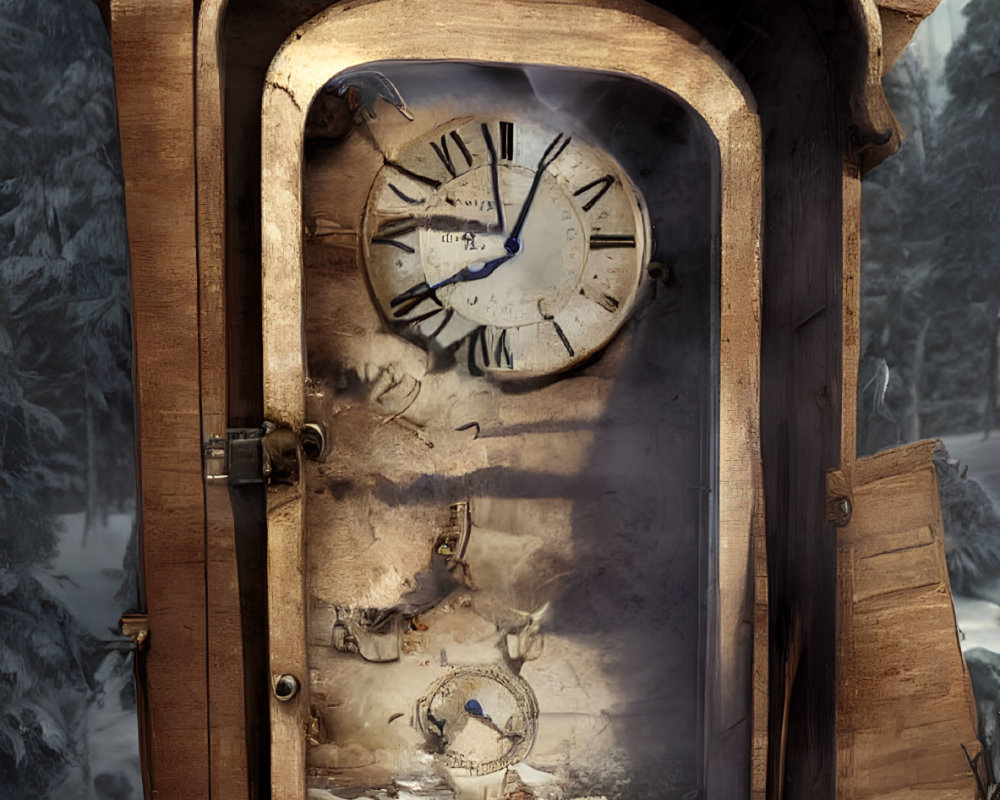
(416, 665, 539, 775)
(362, 116, 650, 376)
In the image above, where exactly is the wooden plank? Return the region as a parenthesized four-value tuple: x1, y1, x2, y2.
(744, 10, 845, 795)
(842, 166, 862, 467)
(196, 1, 252, 798)
(752, 459, 770, 800)
(220, 5, 333, 797)
(834, 439, 981, 799)
(109, 1, 210, 797)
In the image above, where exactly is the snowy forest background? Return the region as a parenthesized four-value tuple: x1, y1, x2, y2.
(2, 0, 1000, 796)
(0, 0, 141, 798)
(860, 0, 1000, 780)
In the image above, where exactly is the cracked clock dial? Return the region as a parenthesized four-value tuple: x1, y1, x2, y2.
(362, 116, 651, 377)
(416, 665, 539, 776)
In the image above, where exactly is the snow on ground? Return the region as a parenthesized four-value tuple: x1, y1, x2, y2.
(39, 511, 141, 799)
(41, 511, 135, 639)
(941, 433, 1000, 654)
(942, 432, 1000, 510)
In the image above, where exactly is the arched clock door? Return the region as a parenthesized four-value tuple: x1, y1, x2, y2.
(260, 3, 764, 799)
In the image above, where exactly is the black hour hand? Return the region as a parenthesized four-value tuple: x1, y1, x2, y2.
(390, 281, 439, 317)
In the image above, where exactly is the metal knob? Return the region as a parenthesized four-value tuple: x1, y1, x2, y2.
(273, 673, 300, 702)
(300, 423, 327, 461)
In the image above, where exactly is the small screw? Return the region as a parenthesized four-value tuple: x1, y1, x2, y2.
(273, 674, 300, 702)
(831, 497, 852, 527)
(647, 261, 670, 283)
(300, 423, 326, 461)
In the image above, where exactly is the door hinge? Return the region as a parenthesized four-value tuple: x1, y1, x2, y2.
(203, 422, 327, 485)
(203, 425, 270, 485)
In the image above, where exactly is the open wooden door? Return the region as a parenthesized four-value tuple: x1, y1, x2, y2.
(831, 440, 982, 797)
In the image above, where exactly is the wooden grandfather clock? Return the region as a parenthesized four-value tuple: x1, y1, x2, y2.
(260, 5, 762, 799)
(105, 0, 981, 798)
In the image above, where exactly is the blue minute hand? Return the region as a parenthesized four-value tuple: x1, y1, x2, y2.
(428, 252, 514, 291)
(395, 132, 571, 299)
(504, 132, 571, 254)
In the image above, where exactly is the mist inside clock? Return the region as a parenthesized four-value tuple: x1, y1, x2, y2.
(301, 61, 717, 800)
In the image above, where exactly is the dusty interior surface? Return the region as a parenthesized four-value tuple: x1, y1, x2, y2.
(301, 63, 715, 800)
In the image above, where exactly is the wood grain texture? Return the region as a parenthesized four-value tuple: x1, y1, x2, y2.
(260, 2, 764, 797)
(849, 0, 906, 172)
(877, 2, 941, 72)
(109, 0, 210, 796)
(197, 5, 252, 798)
(845, 1, 942, 170)
(220, 5, 334, 797)
(834, 439, 981, 799)
(736, 7, 847, 793)
(752, 458, 769, 800)
(842, 166, 862, 467)
(877, 0, 942, 18)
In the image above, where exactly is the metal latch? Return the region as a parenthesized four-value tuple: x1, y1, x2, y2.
(203, 422, 327, 485)
(203, 425, 269, 485)
(120, 613, 150, 649)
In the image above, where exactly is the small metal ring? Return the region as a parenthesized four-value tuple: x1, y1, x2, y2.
(273, 674, 300, 702)
(300, 423, 327, 461)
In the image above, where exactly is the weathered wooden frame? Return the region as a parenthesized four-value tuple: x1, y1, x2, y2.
(259, 1, 764, 797)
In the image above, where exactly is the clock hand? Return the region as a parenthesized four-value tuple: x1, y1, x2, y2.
(504, 132, 571, 254)
(389, 281, 438, 317)
(389, 133, 570, 309)
(388, 252, 514, 313)
(481, 123, 505, 234)
(427, 252, 514, 291)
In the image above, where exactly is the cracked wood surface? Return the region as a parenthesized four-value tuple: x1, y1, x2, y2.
(833, 440, 980, 798)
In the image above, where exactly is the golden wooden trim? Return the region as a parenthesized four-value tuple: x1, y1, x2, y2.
(876, 0, 942, 72)
(195, 3, 252, 798)
(751, 458, 769, 800)
(260, 1, 763, 797)
(196, 0, 228, 437)
(842, 165, 862, 467)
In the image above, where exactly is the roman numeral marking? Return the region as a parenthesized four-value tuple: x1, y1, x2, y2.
(450, 131, 474, 167)
(589, 233, 636, 249)
(467, 326, 489, 376)
(494, 328, 513, 369)
(390, 281, 438, 318)
(430, 131, 474, 178)
(407, 306, 445, 325)
(428, 308, 454, 338)
(580, 286, 621, 313)
(371, 217, 417, 253)
(540, 305, 574, 358)
(551, 320, 574, 357)
(371, 237, 415, 253)
(387, 182, 424, 205)
(499, 121, 514, 160)
(384, 160, 442, 188)
(573, 175, 615, 212)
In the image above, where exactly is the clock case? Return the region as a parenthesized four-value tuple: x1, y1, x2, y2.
(105, 0, 981, 799)
(296, 59, 736, 799)
(260, 6, 762, 799)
